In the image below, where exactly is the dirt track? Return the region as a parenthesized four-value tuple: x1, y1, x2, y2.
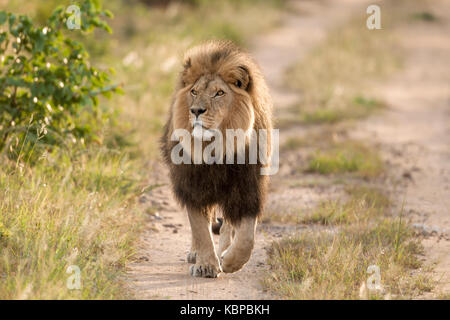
(126, 0, 450, 299)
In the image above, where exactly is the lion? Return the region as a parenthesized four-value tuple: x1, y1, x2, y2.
(161, 40, 273, 278)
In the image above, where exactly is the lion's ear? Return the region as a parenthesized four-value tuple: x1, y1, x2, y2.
(179, 57, 192, 87)
(236, 66, 251, 91)
(183, 57, 192, 70)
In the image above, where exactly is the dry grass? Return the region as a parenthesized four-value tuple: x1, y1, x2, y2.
(281, 137, 309, 152)
(298, 187, 390, 225)
(0, 148, 146, 299)
(263, 186, 389, 226)
(263, 188, 434, 299)
(264, 219, 430, 299)
(262, 206, 303, 225)
(300, 96, 386, 125)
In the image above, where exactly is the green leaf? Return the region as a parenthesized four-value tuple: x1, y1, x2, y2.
(0, 11, 7, 25)
(8, 13, 16, 28)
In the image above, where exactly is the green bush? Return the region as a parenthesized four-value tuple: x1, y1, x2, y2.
(0, 0, 119, 161)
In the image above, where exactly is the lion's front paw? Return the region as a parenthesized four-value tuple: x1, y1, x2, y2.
(187, 252, 197, 264)
(190, 263, 221, 278)
(220, 245, 252, 274)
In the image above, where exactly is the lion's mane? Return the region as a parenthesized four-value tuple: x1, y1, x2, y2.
(161, 40, 273, 224)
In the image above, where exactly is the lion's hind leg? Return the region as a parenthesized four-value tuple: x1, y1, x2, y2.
(220, 216, 257, 273)
(218, 219, 234, 258)
(187, 207, 222, 278)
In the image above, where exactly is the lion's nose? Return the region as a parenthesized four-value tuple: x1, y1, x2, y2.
(190, 107, 206, 117)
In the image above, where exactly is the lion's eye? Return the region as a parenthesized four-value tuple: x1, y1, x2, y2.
(235, 80, 242, 88)
(190, 89, 198, 96)
(215, 90, 225, 97)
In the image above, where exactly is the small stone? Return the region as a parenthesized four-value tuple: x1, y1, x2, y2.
(402, 171, 413, 180)
(139, 195, 149, 203)
(147, 210, 159, 217)
(149, 223, 160, 232)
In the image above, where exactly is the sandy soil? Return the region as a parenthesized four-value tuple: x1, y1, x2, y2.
(126, 0, 450, 299)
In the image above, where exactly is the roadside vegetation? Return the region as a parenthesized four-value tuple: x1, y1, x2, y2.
(0, 0, 283, 299)
(264, 212, 432, 299)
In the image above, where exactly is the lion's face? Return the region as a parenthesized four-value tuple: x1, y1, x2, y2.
(172, 72, 255, 142)
(187, 74, 233, 131)
(168, 40, 272, 160)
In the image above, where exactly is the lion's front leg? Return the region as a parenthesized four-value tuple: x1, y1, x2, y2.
(221, 216, 257, 273)
(187, 207, 222, 278)
(187, 234, 197, 264)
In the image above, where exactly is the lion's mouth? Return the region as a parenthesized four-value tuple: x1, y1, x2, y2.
(192, 119, 206, 128)
(192, 120, 214, 139)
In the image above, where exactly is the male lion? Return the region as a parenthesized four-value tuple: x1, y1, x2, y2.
(161, 40, 273, 278)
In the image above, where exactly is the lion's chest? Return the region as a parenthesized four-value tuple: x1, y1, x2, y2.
(170, 163, 260, 209)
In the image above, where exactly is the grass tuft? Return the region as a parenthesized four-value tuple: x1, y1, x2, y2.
(298, 95, 386, 125)
(298, 186, 389, 225)
(306, 142, 383, 178)
(411, 12, 437, 22)
(264, 217, 428, 299)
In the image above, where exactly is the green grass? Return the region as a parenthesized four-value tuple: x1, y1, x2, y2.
(301, 109, 346, 125)
(306, 142, 383, 178)
(299, 96, 386, 125)
(411, 12, 437, 22)
(281, 137, 308, 152)
(299, 187, 390, 225)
